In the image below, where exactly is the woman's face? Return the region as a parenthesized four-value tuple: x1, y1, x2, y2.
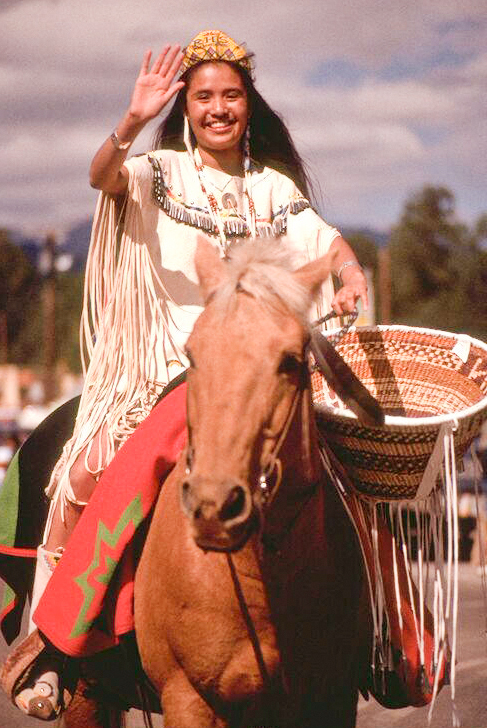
(185, 62, 249, 156)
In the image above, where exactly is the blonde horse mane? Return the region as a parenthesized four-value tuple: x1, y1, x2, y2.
(214, 238, 314, 320)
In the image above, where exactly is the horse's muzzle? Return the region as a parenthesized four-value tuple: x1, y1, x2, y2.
(180, 475, 255, 551)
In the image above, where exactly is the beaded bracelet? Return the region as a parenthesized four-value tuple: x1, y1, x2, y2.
(110, 130, 132, 151)
(337, 259, 362, 280)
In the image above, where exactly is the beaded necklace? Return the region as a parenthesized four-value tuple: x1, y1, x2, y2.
(184, 114, 256, 252)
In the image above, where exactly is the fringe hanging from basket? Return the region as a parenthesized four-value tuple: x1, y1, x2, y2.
(371, 428, 459, 719)
(313, 323, 487, 722)
(321, 423, 462, 717)
(382, 426, 458, 717)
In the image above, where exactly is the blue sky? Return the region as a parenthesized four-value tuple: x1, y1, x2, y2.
(309, 46, 478, 87)
(1, 0, 485, 236)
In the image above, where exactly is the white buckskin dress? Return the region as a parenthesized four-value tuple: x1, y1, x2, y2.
(46, 149, 341, 519)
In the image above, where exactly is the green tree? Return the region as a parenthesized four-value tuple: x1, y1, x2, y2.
(54, 271, 84, 373)
(347, 232, 378, 272)
(0, 231, 84, 372)
(0, 229, 42, 364)
(389, 186, 487, 340)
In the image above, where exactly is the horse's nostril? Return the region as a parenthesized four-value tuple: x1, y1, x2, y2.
(219, 485, 247, 523)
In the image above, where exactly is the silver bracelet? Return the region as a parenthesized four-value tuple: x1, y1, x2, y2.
(110, 129, 132, 151)
(337, 259, 361, 280)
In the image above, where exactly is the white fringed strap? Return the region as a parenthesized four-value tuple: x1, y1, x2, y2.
(325, 425, 461, 724)
(416, 422, 453, 500)
(45, 179, 182, 528)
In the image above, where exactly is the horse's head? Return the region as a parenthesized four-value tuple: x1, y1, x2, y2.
(180, 237, 332, 552)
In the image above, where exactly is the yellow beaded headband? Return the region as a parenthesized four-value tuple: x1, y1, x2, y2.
(182, 29, 254, 77)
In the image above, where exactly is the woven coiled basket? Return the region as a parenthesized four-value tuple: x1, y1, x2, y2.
(311, 325, 487, 501)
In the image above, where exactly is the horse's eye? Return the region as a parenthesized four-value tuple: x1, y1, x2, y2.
(278, 353, 302, 375)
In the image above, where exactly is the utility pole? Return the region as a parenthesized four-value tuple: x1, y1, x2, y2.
(0, 311, 7, 365)
(378, 246, 391, 324)
(40, 233, 57, 403)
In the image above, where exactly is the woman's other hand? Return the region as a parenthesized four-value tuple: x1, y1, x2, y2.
(332, 265, 368, 316)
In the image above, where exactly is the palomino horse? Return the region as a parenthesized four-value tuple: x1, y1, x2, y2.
(132, 238, 372, 728)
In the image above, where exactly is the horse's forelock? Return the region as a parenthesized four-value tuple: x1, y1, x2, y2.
(213, 239, 313, 319)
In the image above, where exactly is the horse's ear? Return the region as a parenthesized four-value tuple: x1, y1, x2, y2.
(194, 235, 226, 303)
(293, 252, 333, 298)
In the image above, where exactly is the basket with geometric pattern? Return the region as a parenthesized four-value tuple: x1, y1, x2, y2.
(311, 325, 487, 500)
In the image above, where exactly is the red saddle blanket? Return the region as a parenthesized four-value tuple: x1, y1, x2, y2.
(33, 382, 187, 657)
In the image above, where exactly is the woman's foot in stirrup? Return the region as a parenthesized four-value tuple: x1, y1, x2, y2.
(1, 629, 77, 721)
(14, 654, 62, 720)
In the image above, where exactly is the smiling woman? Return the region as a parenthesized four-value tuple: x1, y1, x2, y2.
(2, 29, 368, 721)
(185, 63, 249, 172)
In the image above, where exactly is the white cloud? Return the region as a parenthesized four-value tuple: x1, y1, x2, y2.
(0, 0, 485, 233)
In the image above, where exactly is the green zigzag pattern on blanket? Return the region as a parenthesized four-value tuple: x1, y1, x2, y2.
(70, 494, 144, 639)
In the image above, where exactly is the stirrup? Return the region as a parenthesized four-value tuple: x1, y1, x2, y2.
(0, 629, 77, 721)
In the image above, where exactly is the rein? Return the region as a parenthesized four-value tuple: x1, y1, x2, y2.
(258, 383, 301, 507)
(226, 372, 321, 703)
(312, 308, 358, 345)
(226, 553, 273, 692)
(258, 311, 357, 509)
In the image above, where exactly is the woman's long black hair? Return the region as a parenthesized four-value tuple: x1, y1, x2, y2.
(152, 61, 314, 201)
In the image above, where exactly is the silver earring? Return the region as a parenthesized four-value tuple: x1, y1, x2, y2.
(244, 124, 251, 172)
(183, 114, 194, 159)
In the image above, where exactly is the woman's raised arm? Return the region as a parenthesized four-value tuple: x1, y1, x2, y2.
(89, 44, 184, 195)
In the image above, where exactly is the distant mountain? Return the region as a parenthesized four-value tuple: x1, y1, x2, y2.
(9, 220, 390, 273)
(63, 219, 92, 270)
(341, 227, 389, 248)
(9, 219, 92, 273)
(10, 231, 43, 268)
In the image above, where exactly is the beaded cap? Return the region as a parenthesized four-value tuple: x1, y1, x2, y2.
(182, 29, 254, 77)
